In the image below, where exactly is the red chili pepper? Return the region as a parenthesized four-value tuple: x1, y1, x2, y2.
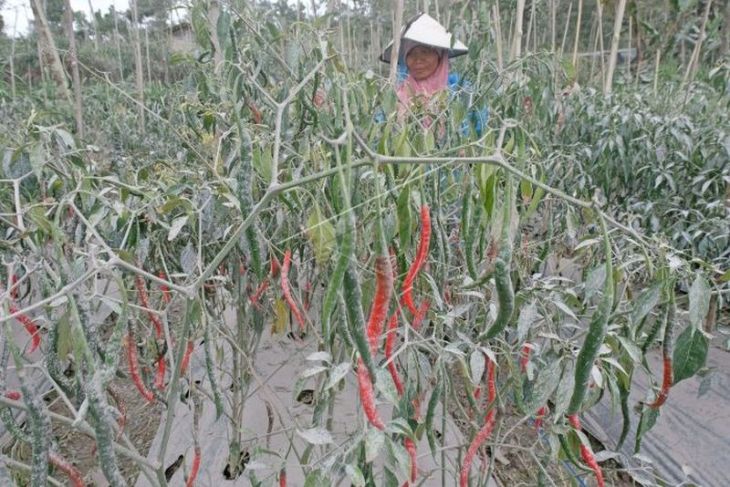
(248, 102, 263, 125)
(412, 393, 424, 422)
(487, 357, 496, 403)
(9, 305, 41, 353)
(158, 271, 172, 304)
(519, 343, 532, 373)
(648, 355, 673, 409)
(180, 340, 194, 375)
(270, 255, 281, 277)
(303, 281, 313, 312)
(10, 274, 19, 300)
(567, 414, 605, 487)
(401, 205, 431, 316)
(126, 333, 154, 403)
(155, 356, 166, 391)
(185, 447, 201, 487)
(357, 357, 385, 430)
(487, 238, 498, 262)
(385, 313, 405, 397)
(49, 452, 84, 487)
(366, 256, 394, 354)
(249, 279, 270, 307)
(281, 250, 305, 330)
(404, 437, 418, 483)
(443, 284, 452, 306)
(534, 405, 548, 431)
(279, 468, 287, 487)
(135, 274, 163, 339)
(460, 357, 497, 487)
(4, 391, 21, 401)
(411, 299, 430, 331)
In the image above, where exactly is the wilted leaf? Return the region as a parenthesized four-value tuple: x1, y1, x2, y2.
(301, 366, 328, 378)
(469, 350, 485, 385)
(168, 215, 188, 241)
(631, 283, 661, 327)
(325, 362, 351, 390)
(365, 428, 384, 463)
(306, 204, 336, 266)
(180, 242, 197, 275)
(297, 427, 334, 445)
(375, 368, 399, 405)
(385, 436, 410, 482)
(526, 358, 562, 415)
(306, 351, 332, 363)
(553, 361, 575, 418)
(688, 273, 710, 329)
(516, 300, 539, 342)
(345, 465, 365, 486)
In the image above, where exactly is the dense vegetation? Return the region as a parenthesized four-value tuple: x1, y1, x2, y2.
(0, 0, 727, 485)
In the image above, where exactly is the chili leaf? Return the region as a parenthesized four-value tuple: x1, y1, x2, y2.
(306, 204, 336, 266)
(672, 326, 709, 384)
(688, 273, 710, 329)
(526, 358, 562, 415)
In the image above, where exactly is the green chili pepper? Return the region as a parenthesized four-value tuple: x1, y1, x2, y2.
(567, 213, 613, 416)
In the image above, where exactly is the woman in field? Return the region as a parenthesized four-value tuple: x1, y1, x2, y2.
(379, 13, 488, 138)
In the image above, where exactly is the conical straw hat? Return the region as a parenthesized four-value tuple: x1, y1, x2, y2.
(379, 12, 468, 63)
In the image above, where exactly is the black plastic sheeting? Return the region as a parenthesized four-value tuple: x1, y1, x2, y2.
(584, 338, 730, 487)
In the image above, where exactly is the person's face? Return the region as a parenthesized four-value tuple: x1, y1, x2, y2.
(406, 45, 441, 81)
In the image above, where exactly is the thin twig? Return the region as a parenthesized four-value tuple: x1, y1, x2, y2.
(0, 396, 159, 470)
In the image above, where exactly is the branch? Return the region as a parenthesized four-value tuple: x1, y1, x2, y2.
(0, 455, 63, 487)
(0, 396, 159, 470)
(350, 130, 652, 249)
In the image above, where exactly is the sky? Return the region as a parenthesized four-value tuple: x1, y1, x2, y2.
(1, 0, 130, 36)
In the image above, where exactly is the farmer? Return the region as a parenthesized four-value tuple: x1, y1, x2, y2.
(379, 13, 488, 138)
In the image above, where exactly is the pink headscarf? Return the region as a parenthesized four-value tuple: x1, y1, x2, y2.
(396, 40, 450, 110)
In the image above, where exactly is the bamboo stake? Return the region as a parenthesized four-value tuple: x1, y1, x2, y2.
(532, 0, 538, 51)
(62, 0, 84, 138)
(635, 11, 642, 86)
(525, 0, 535, 54)
(604, 0, 627, 94)
(30, 0, 72, 102)
(10, 9, 17, 99)
(510, 0, 525, 62)
(87, 0, 99, 51)
(597, 0, 605, 83)
(722, 0, 730, 58)
(627, 15, 632, 78)
(208, 0, 224, 73)
(589, 13, 599, 83)
(560, 1, 573, 59)
(130, 0, 145, 129)
(112, 6, 124, 81)
(493, 2, 504, 71)
(683, 0, 713, 86)
(653, 48, 660, 96)
(389, 0, 405, 85)
(571, 0, 583, 72)
(145, 26, 152, 84)
(550, 0, 558, 53)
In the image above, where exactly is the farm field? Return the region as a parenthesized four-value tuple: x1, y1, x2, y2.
(1, 1, 729, 486)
